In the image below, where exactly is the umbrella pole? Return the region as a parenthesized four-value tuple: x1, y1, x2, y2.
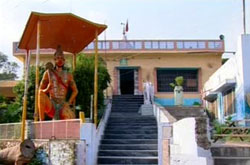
(34, 20, 40, 121)
(21, 50, 31, 142)
(73, 53, 76, 71)
(94, 30, 98, 126)
(72, 53, 76, 113)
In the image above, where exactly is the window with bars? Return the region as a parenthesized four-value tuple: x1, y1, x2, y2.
(157, 69, 199, 92)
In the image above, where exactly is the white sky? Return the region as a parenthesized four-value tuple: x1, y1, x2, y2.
(0, 0, 249, 78)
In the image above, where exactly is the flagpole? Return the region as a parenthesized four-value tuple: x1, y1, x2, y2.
(243, 0, 246, 34)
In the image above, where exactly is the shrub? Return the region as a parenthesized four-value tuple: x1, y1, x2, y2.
(169, 76, 184, 89)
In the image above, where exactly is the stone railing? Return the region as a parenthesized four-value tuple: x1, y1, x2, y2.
(30, 119, 81, 139)
(153, 104, 172, 165)
(0, 119, 81, 140)
(13, 39, 224, 55)
(0, 122, 21, 140)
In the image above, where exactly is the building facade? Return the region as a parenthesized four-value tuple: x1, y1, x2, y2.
(13, 39, 224, 106)
(204, 34, 250, 123)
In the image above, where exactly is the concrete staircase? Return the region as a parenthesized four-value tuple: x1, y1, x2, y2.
(98, 95, 158, 164)
(211, 145, 250, 165)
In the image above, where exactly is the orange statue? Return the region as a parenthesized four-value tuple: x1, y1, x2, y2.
(38, 46, 78, 120)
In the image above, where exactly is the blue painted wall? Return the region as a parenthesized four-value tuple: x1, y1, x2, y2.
(154, 97, 201, 106)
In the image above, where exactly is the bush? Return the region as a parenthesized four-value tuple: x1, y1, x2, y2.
(169, 76, 184, 89)
(13, 66, 46, 121)
(193, 101, 201, 106)
(0, 95, 22, 123)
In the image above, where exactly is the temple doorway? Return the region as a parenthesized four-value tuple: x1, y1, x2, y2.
(120, 69, 134, 94)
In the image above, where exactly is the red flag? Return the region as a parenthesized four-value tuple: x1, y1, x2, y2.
(125, 20, 129, 32)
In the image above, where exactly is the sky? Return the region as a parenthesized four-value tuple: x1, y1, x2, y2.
(0, 0, 249, 78)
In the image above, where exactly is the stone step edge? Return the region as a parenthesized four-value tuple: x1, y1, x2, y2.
(98, 164, 158, 165)
(100, 144, 158, 146)
(98, 156, 158, 159)
(213, 156, 250, 159)
(104, 134, 157, 135)
(102, 139, 158, 140)
(99, 150, 158, 152)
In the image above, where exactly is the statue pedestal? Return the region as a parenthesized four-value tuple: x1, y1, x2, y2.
(139, 104, 154, 116)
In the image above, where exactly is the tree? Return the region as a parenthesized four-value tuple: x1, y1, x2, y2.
(0, 52, 19, 80)
(74, 54, 111, 118)
(0, 95, 22, 123)
(13, 66, 46, 120)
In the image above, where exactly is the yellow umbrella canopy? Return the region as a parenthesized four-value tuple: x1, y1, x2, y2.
(18, 12, 107, 53)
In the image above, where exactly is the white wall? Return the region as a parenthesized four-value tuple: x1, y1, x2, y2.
(172, 118, 197, 155)
(171, 118, 213, 165)
(204, 34, 250, 121)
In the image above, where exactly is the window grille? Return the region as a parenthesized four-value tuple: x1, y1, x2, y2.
(157, 69, 199, 92)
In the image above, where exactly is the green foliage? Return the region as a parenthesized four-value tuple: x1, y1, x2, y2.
(13, 66, 46, 120)
(0, 66, 46, 123)
(175, 76, 184, 86)
(222, 58, 228, 65)
(169, 83, 175, 89)
(0, 51, 19, 80)
(193, 101, 201, 106)
(213, 120, 226, 134)
(28, 158, 43, 165)
(212, 116, 233, 135)
(28, 148, 47, 165)
(205, 108, 216, 122)
(225, 115, 233, 125)
(0, 95, 22, 123)
(74, 54, 111, 118)
(169, 76, 184, 89)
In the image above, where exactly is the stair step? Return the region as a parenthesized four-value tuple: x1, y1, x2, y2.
(98, 156, 158, 164)
(98, 95, 158, 164)
(101, 139, 158, 144)
(109, 116, 155, 119)
(111, 111, 141, 113)
(110, 113, 141, 116)
(113, 94, 143, 97)
(108, 121, 156, 124)
(98, 150, 158, 157)
(105, 130, 157, 134)
(112, 103, 142, 105)
(103, 134, 157, 139)
(213, 157, 250, 159)
(105, 126, 157, 130)
(211, 146, 250, 157)
(98, 164, 158, 165)
(108, 119, 156, 122)
(107, 121, 156, 124)
(99, 144, 158, 150)
(106, 123, 156, 127)
(214, 157, 250, 165)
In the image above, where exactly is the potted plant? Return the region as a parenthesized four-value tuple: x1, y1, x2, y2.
(170, 76, 184, 106)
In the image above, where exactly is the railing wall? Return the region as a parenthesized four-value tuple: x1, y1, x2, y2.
(0, 119, 81, 140)
(13, 40, 224, 54)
